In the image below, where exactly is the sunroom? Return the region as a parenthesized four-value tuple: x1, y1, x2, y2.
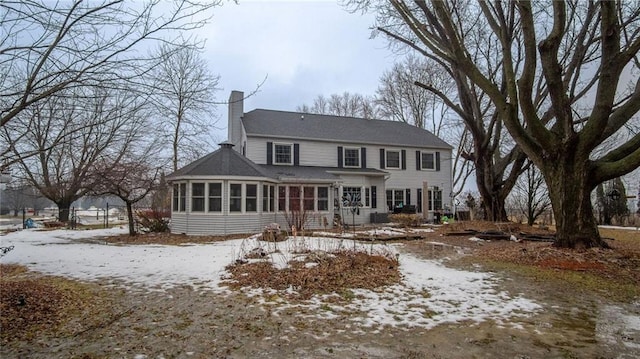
(167, 143, 339, 235)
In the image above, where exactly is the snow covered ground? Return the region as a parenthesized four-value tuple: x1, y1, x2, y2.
(0, 227, 541, 331)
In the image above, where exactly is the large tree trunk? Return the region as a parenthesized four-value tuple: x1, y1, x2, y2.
(544, 163, 607, 249)
(474, 156, 510, 222)
(56, 199, 73, 222)
(126, 201, 136, 236)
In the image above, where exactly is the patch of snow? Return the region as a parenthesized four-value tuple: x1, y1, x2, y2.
(1, 228, 541, 331)
(468, 237, 485, 242)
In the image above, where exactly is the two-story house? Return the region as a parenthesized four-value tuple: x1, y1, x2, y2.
(167, 91, 453, 235)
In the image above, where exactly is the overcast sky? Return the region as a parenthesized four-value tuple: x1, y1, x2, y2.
(201, 0, 397, 134)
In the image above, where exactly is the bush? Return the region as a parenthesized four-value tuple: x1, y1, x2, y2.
(135, 209, 170, 233)
(389, 213, 423, 227)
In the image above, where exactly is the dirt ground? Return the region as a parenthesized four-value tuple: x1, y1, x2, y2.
(2, 224, 640, 358)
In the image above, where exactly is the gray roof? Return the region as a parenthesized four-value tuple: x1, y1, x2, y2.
(261, 165, 387, 183)
(242, 109, 453, 149)
(167, 143, 276, 179)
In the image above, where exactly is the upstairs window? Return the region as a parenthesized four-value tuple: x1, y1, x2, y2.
(386, 150, 400, 169)
(274, 144, 292, 165)
(344, 148, 360, 167)
(421, 152, 435, 170)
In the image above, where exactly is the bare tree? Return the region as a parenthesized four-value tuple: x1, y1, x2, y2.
(0, 0, 218, 165)
(359, 2, 529, 222)
(509, 164, 552, 226)
(149, 41, 221, 171)
(359, 0, 640, 248)
(375, 54, 474, 198)
(3, 86, 147, 222)
(93, 161, 162, 236)
(297, 92, 381, 119)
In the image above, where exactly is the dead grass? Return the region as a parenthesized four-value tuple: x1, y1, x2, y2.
(450, 225, 640, 301)
(97, 231, 254, 245)
(0, 264, 112, 343)
(224, 250, 401, 300)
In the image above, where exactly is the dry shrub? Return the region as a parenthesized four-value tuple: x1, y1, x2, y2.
(389, 214, 423, 228)
(225, 250, 401, 300)
(135, 208, 170, 233)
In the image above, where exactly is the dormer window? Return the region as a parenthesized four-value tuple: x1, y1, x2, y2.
(344, 147, 360, 167)
(274, 143, 293, 165)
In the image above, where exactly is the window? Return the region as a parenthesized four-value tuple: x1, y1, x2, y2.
(304, 186, 315, 211)
(269, 186, 275, 212)
(263, 185, 269, 212)
(344, 148, 360, 167)
(230, 184, 242, 212)
(173, 183, 186, 212)
(394, 189, 404, 208)
(365, 188, 370, 207)
(386, 189, 405, 211)
(274, 144, 292, 164)
(317, 187, 329, 211)
(191, 183, 205, 212)
(173, 184, 179, 211)
(386, 150, 400, 168)
(421, 152, 435, 170)
(246, 184, 257, 212)
(209, 183, 222, 212)
(289, 186, 301, 211)
(427, 187, 443, 211)
(342, 187, 362, 205)
(278, 186, 286, 211)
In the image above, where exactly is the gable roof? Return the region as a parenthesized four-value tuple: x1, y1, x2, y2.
(242, 109, 453, 149)
(167, 142, 276, 179)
